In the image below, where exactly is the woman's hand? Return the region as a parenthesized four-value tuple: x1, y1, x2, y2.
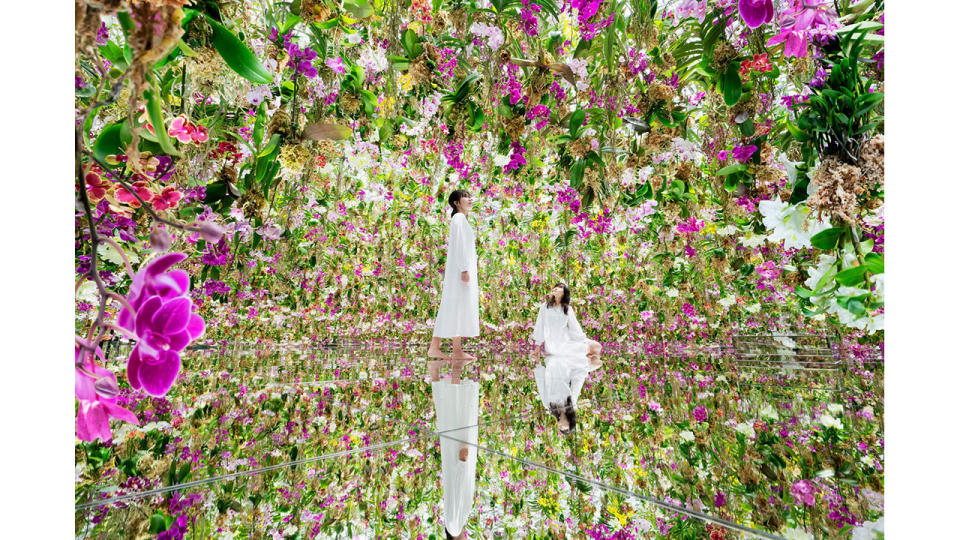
(461, 271, 470, 283)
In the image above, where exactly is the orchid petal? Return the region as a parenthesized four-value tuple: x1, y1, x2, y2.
(151, 297, 192, 334)
(137, 350, 181, 397)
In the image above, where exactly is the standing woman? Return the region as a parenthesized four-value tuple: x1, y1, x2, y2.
(428, 190, 480, 366)
(531, 283, 602, 434)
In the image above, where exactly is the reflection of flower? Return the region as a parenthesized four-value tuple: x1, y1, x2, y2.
(758, 199, 831, 250)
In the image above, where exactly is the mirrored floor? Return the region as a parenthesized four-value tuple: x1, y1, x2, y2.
(76, 343, 884, 539)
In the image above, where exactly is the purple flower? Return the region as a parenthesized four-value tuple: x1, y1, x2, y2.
(790, 479, 818, 507)
(694, 405, 708, 423)
(504, 141, 527, 173)
(738, 0, 775, 29)
(732, 144, 758, 163)
(119, 253, 205, 397)
(714, 490, 726, 507)
(766, 0, 838, 58)
(96, 22, 109, 46)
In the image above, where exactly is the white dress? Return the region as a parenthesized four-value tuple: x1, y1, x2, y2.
(431, 379, 479, 536)
(432, 213, 480, 338)
(531, 303, 600, 407)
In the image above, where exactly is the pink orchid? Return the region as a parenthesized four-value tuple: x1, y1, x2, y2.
(168, 115, 193, 144)
(115, 181, 155, 207)
(153, 186, 183, 211)
(75, 346, 139, 442)
(189, 124, 209, 143)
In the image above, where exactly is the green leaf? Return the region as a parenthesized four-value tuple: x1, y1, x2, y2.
(716, 164, 747, 176)
(864, 252, 884, 274)
(280, 13, 303, 34)
(795, 287, 815, 299)
(810, 227, 844, 250)
(739, 117, 755, 137)
(343, 0, 373, 19)
(93, 122, 133, 163)
(835, 265, 868, 287)
(723, 172, 741, 192)
(253, 101, 267, 148)
(569, 109, 586, 136)
(723, 63, 742, 106)
(144, 85, 180, 156)
(149, 513, 168, 534)
(206, 14, 273, 84)
(402, 29, 423, 59)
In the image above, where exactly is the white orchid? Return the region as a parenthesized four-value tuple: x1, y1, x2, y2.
(758, 199, 831, 250)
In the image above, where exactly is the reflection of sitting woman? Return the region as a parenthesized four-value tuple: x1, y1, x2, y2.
(531, 283, 602, 435)
(429, 365, 479, 539)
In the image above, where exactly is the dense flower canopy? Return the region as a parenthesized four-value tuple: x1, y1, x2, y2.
(74, 0, 884, 537)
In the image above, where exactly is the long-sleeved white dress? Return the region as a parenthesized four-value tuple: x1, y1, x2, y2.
(432, 212, 480, 338)
(431, 379, 479, 536)
(531, 303, 600, 407)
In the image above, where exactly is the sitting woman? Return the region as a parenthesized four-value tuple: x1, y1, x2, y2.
(530, 283, 602, 435)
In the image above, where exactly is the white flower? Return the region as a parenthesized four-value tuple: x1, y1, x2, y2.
(665, 288, 679, 298)
(493, 154, 511, 167)
(820, 413, 843, 430)
(678, 430, 695, 442)
(247, 84, 272, 105)
(98, 242, 139, 266)
(744, 303, 761, 313)
(735, 422, 756, 438)
(758, 199, 831, 250)
(759, 403, 780, 420)
(717, 224, 740, 236)
(718, 296, 736, 308)
(740, 232, 768, 247)
(827, 403, 843, 415)
(357, 45, 389, 76)
(345, 31, 363, 45)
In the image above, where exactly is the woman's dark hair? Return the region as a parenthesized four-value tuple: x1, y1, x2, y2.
(448, 189, 470, 216)
(445, 528, 454, 540)
(546, 282, 571, 315)
(549, 396, 577, 435)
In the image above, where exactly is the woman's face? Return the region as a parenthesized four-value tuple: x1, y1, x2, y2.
(456, 194, 473, 213)
(549, 286, 564, 302)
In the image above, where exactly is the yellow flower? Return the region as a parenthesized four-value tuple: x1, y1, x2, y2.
(167, 94, 181, 106)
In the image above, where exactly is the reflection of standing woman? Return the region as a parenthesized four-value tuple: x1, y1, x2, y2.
(531, 283, 602, 434)
(428, 190, 480, 363)
(429, 369, 479, 539)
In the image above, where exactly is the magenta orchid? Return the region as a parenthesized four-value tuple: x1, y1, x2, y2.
(738, 0, 775, 29)
(119, 253, 205, 397)
(766, 0, 838, 58)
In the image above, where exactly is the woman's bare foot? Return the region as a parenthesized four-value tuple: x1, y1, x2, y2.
(450, 351, 476, 362)
(427, 345, 450, 359)
(427, 360, 446, 382)
(458, 444, 469, 461)
(450, 360, 466, 384)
